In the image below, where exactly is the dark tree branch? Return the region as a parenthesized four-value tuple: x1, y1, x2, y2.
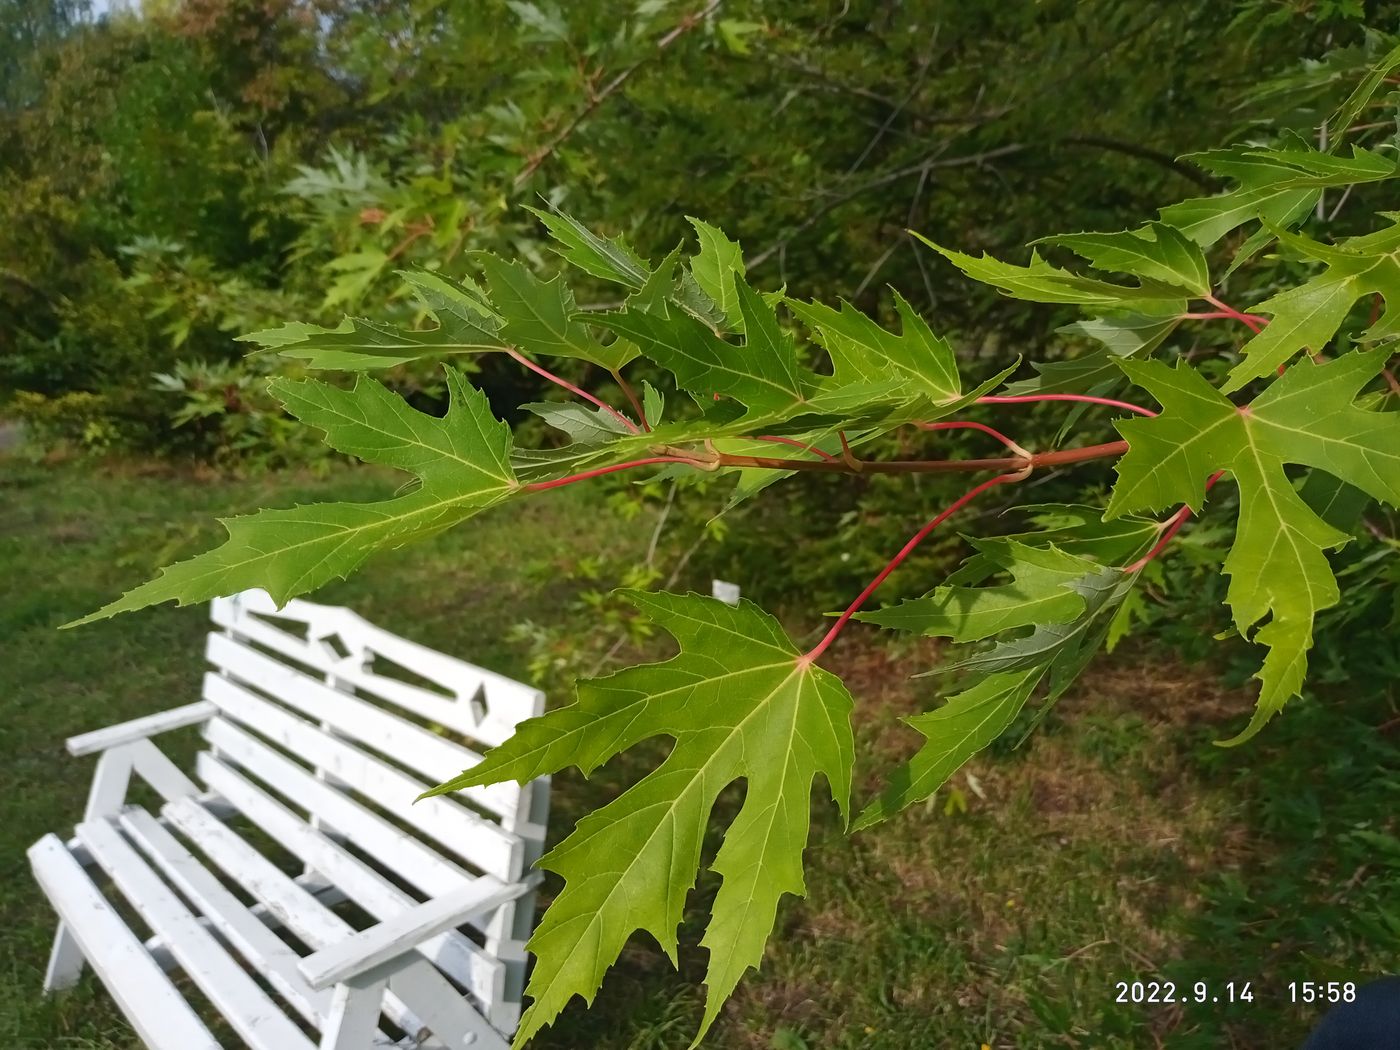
(1057, 135, 1220, 190)
(514, 0, 722, 188)
(745, 143, 1028, 270)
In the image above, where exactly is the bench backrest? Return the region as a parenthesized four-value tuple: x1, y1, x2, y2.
(198, 590, 548, 1031)
(204, 593, 548, 879)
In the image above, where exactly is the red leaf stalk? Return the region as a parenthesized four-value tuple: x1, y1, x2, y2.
(612, 369, 650, 431)
(523, 457, 696, 492)
(919, 419, 1029, 457)
(508, 349, 640, 432)
(1124, 470, 1226, 573)
(802, 469, 1029, 664)
(977, 393, 1157, 417)
(1182, 310, 1269, 325)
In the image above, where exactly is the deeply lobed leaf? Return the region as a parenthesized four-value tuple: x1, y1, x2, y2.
(427, 592, 854, 1047)
(1159, 137, 1398, 247)
(68, 371, 517, 625)
(1222, 220, 1400, 392)
(1108, 351, 1400, 739)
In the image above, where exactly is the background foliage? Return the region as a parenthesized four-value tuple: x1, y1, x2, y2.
(5, 0, 1397, 456)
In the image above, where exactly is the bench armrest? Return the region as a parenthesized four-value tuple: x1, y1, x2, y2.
(297, 874, 540, 990)
(66, 701, 218, 758)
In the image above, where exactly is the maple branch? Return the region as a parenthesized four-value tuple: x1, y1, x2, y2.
(522, 439, 1128, 494)
(678, 439, 1127, 475)
(802, 469, 1031, 663)
(753, 435, 836, 460)
(1124, 470, 1225, 573)
(514, 0, 721, 187)
(507, 349, 640, 432)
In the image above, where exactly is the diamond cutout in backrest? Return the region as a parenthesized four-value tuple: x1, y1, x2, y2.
(315, 632, 354, 663)
(466, 682, 488, 726)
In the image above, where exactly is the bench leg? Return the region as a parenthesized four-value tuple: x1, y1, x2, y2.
(43, 925, 86, 991)
(43, 747, 136, 993)
(320, 974, 386, 1050)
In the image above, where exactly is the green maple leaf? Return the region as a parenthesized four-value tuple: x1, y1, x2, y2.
(403, 270, 512, 338)
(1038, 222, 1212, 296)
(913, 233, 1185, 310)
(954, 504, 1161, 572)
(242, 312, 502, 371)
(926, 507, 1158, 602)
(247, 248, 646, 372)
(1062, 305, 1185, 356)
(852, 669, 1042, 829)
(933, 566, 1132, 688)
(1001, 303, 1184, 401)
(857, 551, 1138, 826)
(70, 370, 517, 625)
(686, 217, 747, 330)
(626, 245, 682, 316)
(855, 514, 1158, 828)
(1326, 39, 1400, 144)
(427, 592, 854, 1048)
(1108, 351, 1400, 739)
(596, 282, 809, 416)
(1001, 351, 1122, 397)
(642, 380, 665, 427)
(523, 401, 631, 445)
(856, 540, 1094, 642)
(787, 289, 960, 401)
(243, 270, 509, 370)
(479, 255, 638, 371)
(1221, 220, 1400, 393)
(1158, 138, 1398, 247)
(524, 203, 651, 290)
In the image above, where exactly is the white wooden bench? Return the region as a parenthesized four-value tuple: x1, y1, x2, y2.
(28, 589, 549, 1050)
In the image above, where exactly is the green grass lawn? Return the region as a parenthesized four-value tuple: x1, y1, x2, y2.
(3, 458, 1398, 1049)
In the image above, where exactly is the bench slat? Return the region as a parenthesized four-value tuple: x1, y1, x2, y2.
(27, 834, 221, 1050)
(156, 796, 458, 1045)
(211, 591, 541, 748)
(201, 678, 522, 879)
(201, 718, 474, 896)
(204, 635, 517, 821)
(117, 807, 333, 1029)
(168, 781, 506, 1044)
(387, 965, 511, 1050)
(194, 752, 505, 1010)
(75, 818, 317, 1050)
